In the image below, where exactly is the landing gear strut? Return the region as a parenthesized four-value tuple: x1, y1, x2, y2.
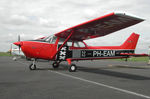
(29, 59, 37, 70)
(67, 59, 77, 72)
(52, 61, 61, 69)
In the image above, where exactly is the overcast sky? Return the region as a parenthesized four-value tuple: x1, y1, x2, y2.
(0, 0, 150, 53)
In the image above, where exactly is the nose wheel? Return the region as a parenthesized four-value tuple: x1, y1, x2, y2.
(69, 64, 77, 72)
(29, 63, 36, 70)
(29, 59, 37, 70)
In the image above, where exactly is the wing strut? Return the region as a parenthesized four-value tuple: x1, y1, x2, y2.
(52, 30, 74, 59)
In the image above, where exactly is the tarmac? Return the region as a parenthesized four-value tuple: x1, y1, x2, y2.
(0, 56, 150, 99)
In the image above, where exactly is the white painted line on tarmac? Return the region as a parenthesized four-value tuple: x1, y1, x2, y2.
(52, 71, 150, 99)
(16, 61, 150, 99)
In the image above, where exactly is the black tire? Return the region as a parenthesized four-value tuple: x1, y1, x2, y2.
(52, 62, 59, 68)
(29, 63, 36, 70)
(69, 64, 77, 72)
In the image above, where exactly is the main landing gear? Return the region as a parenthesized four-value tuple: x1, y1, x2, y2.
(67, 59, 77, 72)
(52, 60, 77, 72)
(29, 59, 37, 70)
(69, 64, 77, 72)
(52, 61, 61, 68)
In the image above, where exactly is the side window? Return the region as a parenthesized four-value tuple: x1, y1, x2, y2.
(74, 41, 86, 47)
(58, 38, 72, 46)
(67, 42, 73, 46)
(58, 38, 65, 44)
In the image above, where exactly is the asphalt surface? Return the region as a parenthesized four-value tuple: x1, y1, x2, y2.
(0, 56, 150, 99)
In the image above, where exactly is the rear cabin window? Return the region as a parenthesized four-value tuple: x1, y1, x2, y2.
(58, 38, 86, 47)
(73, 41, 86, 47)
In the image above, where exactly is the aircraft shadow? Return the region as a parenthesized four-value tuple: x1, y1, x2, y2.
(77, 66, 150, 80)
(35, 67, 68, 71)
(35, 64, 150, 80)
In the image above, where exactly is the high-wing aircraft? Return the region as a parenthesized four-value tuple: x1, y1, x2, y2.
(13, 12, 147, 72)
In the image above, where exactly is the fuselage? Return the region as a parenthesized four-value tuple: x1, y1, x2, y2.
(13, 33, 139, 61)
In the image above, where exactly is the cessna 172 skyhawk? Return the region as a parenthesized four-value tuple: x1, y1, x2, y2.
(13, 12, 147, 72)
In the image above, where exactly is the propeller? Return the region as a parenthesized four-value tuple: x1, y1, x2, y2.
(18, 35, 21, 54)
(12, 35, 22, 61)
(9, 44, 12, 55)
(13, 35, 22, 55)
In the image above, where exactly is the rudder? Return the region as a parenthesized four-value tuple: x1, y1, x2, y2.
(121, 33, 139, 49)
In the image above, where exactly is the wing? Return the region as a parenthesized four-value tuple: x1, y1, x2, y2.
(55, 12, 144, 41)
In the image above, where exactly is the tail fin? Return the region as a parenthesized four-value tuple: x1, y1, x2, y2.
(120, 33, 139, 49)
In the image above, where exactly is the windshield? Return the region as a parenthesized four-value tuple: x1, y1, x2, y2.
(43, 35, 57, 44)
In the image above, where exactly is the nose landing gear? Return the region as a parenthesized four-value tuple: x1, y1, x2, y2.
(29, 58, 77, 72)
(29, 59, 37, 70)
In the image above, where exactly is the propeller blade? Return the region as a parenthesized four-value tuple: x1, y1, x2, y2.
(18, 35, 20, 42)
(9, 44, 12, 55)
(19, 45, 21, 54)
(18, 35, 21, 55)
(10, 44, 12, 55)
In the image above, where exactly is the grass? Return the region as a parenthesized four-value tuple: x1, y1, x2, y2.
(0, 52, 12, 56)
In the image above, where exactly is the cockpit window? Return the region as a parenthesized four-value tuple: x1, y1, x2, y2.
(58, 38, 65, 44)
(44, 35, 57, 44)
(44, 36, 52, 42)
(58, 38, 86, 47)
(58, 38, 73, 46)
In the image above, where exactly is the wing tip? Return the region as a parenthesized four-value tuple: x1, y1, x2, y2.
(114, 12, 145, 21)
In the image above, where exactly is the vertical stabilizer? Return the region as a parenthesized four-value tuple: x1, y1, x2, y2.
(121, 33, 139, 49)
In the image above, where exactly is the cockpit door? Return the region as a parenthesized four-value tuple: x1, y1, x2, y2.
(39, 36, 57, 59)
(56, 38, 73, 61)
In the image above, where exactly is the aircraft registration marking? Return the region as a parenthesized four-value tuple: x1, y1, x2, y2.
(81, 50, 116, 58)
(93, 50, 116, 57)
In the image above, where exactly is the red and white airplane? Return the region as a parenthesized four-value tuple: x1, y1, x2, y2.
(13, 12, 147, 72)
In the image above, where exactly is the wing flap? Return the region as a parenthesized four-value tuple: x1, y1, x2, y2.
(55, 12, 144, 40)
